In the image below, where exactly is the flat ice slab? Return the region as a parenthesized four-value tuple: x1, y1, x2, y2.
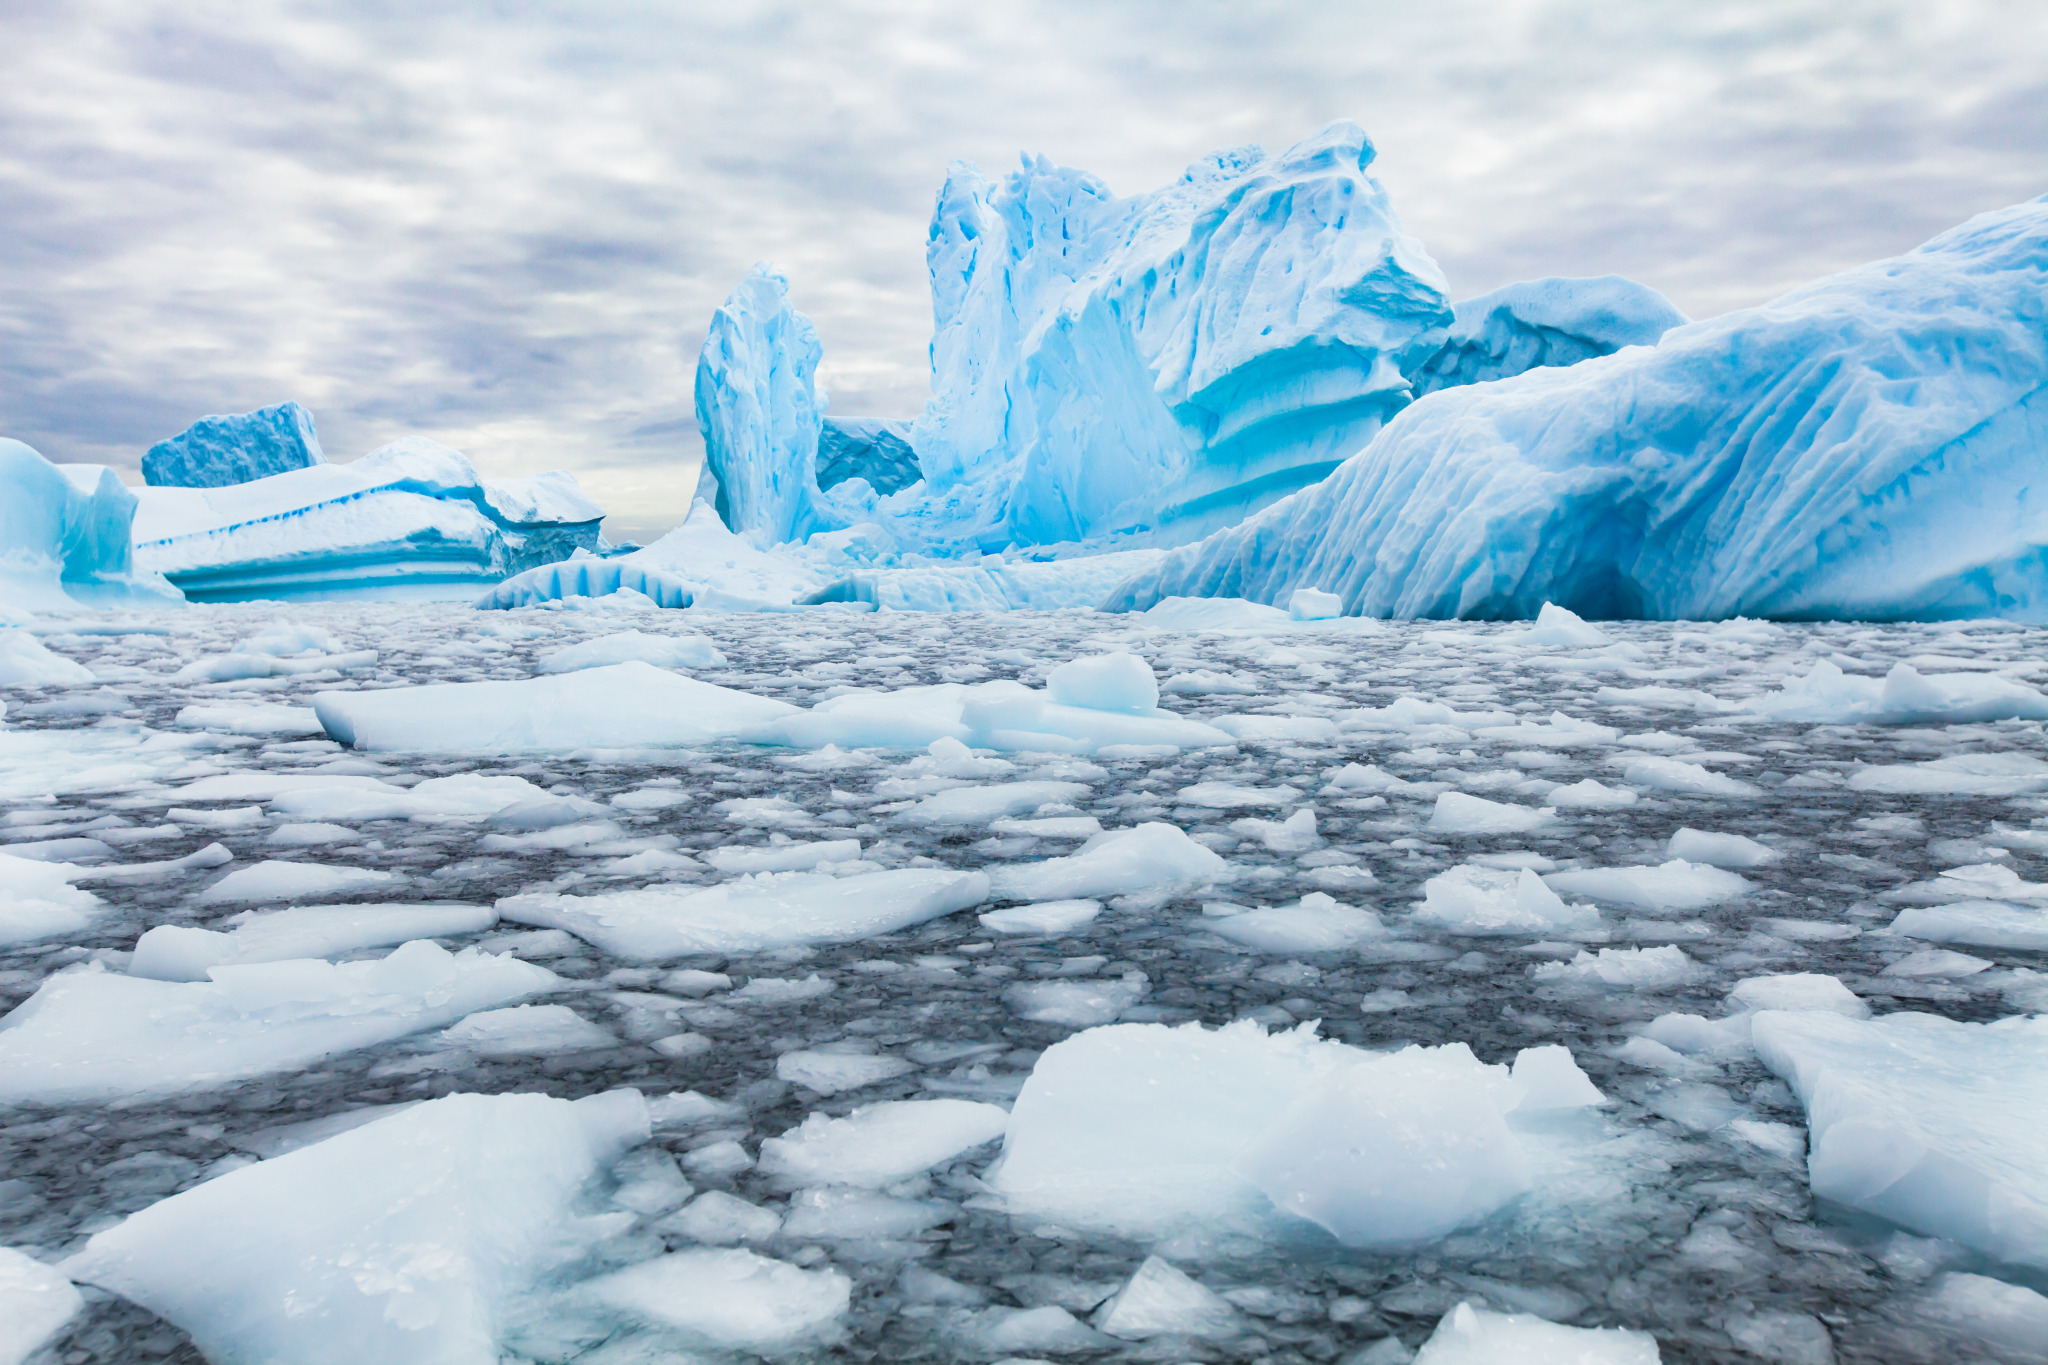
(64, 1090, 648, 1365)
(131, 903, 498, 980)
(0, 942, 554, 1103)
(1414, 1301, 1661, 1364)
(498, 867, 990, 959)
(1752, 1009, 2048, 1267)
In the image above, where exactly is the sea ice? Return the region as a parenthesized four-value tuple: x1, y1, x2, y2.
(1749, 660, 2048, 725)
(1667, 828, 1777, 868)
(1095, 1257, 1240, 1340)
(581, 1248, 849, 1352)
(1751, 1009, 2048, 1265)
(1414, 865, 1598, 936)
(199, 860, 401, 904)
(1412, 1301, 1661, 1364)
(1543, 860, 1752, 913)
(0, 1247, 82, 1365)
(0, 942, 555, 1103)
(313, 660, 797, 752)
(1203, 892, 1386, 951)
(535, 630, 725, 674)
(63, 1090, 648, 1365)
(987, 823, 1228, 901)
(0, 630, 95, 686)
(979, 898, 1104, 935)
(130, 903, 498, 979)
(775, 1049, 916, 1094)
(440, 1004, 618, 1056)
(497, 867, 990, 958)
(757, 1099, 1009, 1188)
(1428, 792, 1557, 835)
(1890, 901, 2048, 951)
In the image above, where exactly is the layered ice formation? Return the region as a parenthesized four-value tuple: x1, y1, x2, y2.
(140, 401, 327, 488)
(133, 436, 606, 602)
(0, 439, 180, 609)
(1108, 194, 2048, 621)
(1409, 276, 1688, 397)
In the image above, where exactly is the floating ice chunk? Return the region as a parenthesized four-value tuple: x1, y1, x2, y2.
(1534, 946, 1695, 990)
(1472, 711, 1619, 747)
(1428, 792, 1557, 835)
(778, 1187, 953, 1240)
(991, 814, 1101, 838)
(236, 620, 340, 656)
(1547, 779, 1637, 809)
(979, 899, 1103, 935)
(726, 973, 834, 1005)
(583, 1248, 849, 1352)
(1234, 1043, 1532, 1247)
(659, 1191, 781, 1244)
(1751, 660, 2048, 725)
(1725, 1312, 1835, 1365)
(1752, 1009, 2048, 1266)
(988, 823, 1228, 902)
(1288, 587, 1344, 621)
(1211, 713, 1341, 744)
(1203, 892, 1385, 952)
(0, 852, 101, 947)
(1161, 668, 1261, 695)
(1508, 1044, 1608, 1112)
(1882, 948, 1993, 978)
(173, 701, 324, 736)
(314, 661, 796, 753)
(0, 942, 555, 1103)
(1413, 1301, 1660, 1365)
(951, 1304, 1109, 1355)
(498, 867, 989, 959)
(1095, 1257, 1240, 1340)
(1501, 604, 1609, 648)
(1046, 653, 1159, 713)
(903, 780, 1092, 825)
(776, 1050, 916, 1094)
(757, 1099, 1008, 1189)
(0, 630, 94, 686)
(960, 678, 1236, 754)
(1849, 752, 2048, 797)
(1179, 781, 1304, 808)
(1667, 828, 1777, 868)
(1005, 971, 1148, 1026)
(441, 1004, 618, 1056)
(131, 903, 497, 980)
(609, 1146, 693, 1216)
(1322, 762, 1411, 795)
(536, 630, 725, 674)
(173, 649, 377, 683)
(754, 674, 1233, 754)
(1728, 973, 1868, 1018)
(1917, 1272, 2048, 1359)
(1231, 807, 1321, 852)
(1415, 866, 1599, 936)
(704, 839, 861, 873)
(63, 1089, 648, 1365)
(1890, 901, 2048, 950)
(0, 1247, 82, 1365)
(1619, 756, 1760, 798)
(1543, 860, 1751, 913)
(1890, 861, 2048, 905)
(199, 860, 401, 904)
(66, 842, 233, 886)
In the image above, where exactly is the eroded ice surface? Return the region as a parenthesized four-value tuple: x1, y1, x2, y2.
(4, 601, 2048, 1363)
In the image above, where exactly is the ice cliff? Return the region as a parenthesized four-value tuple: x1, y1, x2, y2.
(1106, 194, 2048, 622)
(141, 401, 327, 488)
(134, 435, 607, 602)
(1, 438, 180, 610)
(1410, 276, 1687, 397)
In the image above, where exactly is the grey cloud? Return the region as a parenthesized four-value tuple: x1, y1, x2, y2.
(1, 0, 2043, 538)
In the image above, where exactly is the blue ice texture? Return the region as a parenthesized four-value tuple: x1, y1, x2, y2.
(141, 401, 327, 489)
(1409, 276, 1687, 398)
(1106, 194, 2048, 622)
(0, 438, 182, 610)
(817, 418, 919, 495)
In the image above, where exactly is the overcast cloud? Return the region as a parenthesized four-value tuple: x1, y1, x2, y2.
(3, 0, 2044, 539)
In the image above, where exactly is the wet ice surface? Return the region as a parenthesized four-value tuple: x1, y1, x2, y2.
(6, 602, 2048, 1363)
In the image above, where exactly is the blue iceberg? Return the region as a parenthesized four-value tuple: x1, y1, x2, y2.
(0, 438, 181, 610)
(134, 436, 608, 602)
(1106, 195, 2048, 622)
(817, 418, 918, 495)
(142, 401, 327, 488)
(1410, 275, 1687, 397)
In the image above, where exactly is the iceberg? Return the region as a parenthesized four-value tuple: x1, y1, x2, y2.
(133, 435, 606, 602)
(1409, 275, 1687, 397)
(1, 438, 180, 609)
(140, 401, 327, 488)
(817, 417, 919, 494)
(63, 1090, 648, 1365)
(1106, 195, 2048, 621)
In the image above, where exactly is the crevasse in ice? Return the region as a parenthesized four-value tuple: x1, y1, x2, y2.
(140, 401, 327, 488)
(0, 438, 182, 609)
(1105, 194, 2048, 622)
(132, 435, 608, 602)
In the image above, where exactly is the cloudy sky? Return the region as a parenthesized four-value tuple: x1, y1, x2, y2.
(4, 0, 2044, 540)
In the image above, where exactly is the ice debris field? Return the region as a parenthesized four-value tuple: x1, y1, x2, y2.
(4, 117, 2048, 1365)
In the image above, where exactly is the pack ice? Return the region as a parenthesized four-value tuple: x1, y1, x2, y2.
(1109, 194, 2048, 621)
(132, 431, 606, 602)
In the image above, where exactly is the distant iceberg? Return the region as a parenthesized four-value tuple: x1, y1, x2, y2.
(1107, 195, 2048, 622)
(142, 401, 327, 488)
(134, 435, 607, 602)
(0, 437, 181, 610)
